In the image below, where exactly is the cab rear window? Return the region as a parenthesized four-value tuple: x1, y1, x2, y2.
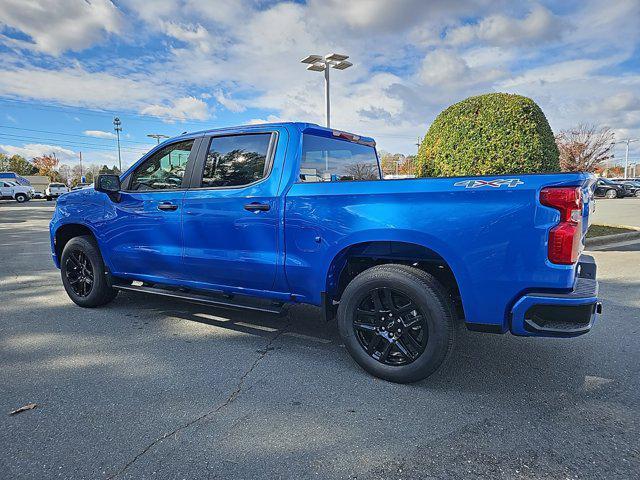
(299, 134, 380, 183)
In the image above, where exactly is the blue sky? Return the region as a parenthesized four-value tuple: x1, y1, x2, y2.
(0, 0, 639, 169)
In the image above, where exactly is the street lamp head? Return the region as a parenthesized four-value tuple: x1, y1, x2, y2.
(325, 53, 349, 62)
(301, 54, 323, 64)
(306, 63, 326, 72)
(331, 60, 353, 70)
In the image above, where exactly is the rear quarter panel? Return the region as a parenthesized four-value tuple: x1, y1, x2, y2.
(285, 173, 591, 329)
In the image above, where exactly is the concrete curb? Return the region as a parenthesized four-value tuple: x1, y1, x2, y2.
(585, 230, 640, 248)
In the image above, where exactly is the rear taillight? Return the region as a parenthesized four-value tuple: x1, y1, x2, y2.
(540, 187, 583, 264)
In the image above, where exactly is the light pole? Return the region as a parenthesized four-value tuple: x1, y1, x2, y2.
(113, 117, 122, 172)
(622, 138, 638, 179)
(301, 53, 353, 128)
(147, 133, 170, 145)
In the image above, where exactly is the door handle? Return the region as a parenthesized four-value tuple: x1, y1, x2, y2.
(157, 202, 178, 211)
(244, 202, 270, 212)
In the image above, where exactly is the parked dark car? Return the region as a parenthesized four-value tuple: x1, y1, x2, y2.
(594, 178, 626, 198)
(611, 178, 640, 197)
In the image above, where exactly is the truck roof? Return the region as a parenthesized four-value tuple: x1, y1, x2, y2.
(186, 122, 376, 146)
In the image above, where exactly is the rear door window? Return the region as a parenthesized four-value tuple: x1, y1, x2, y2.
(200, 133, 274, 188)
(299, 134, 380, 182)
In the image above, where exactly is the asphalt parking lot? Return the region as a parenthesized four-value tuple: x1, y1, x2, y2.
(1, 201, 639, 480)
(591, 197, 640, 227)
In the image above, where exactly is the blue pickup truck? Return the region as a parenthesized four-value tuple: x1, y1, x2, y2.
(50, 122, 601, 383)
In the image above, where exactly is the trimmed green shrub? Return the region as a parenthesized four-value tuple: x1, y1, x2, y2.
(415, 93, 560, 177)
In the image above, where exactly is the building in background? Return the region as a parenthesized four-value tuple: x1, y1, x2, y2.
(24, 175, 50, 194)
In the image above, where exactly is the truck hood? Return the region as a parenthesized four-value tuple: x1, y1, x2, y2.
(55, 186, 102, 205)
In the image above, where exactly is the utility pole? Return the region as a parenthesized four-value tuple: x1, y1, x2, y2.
(301, 53, 353, 128)
(147, 133, 170, 145)
(79, 151, 83, 182)
(113, 117, 122, 172)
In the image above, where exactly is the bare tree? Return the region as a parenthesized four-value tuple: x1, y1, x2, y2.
(344, 162, 379, 181)
(555, 124, 614, 172)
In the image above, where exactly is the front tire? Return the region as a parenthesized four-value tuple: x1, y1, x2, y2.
(605, 189, 618, 199)
(15, 193, 27, 203)
(337, 264, 456, 383)
(60, 236, 118, 307)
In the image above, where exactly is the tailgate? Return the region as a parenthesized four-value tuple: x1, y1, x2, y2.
(580, 176, 597, 241)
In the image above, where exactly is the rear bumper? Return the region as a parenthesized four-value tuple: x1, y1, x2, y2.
(510, 255, 601, 337)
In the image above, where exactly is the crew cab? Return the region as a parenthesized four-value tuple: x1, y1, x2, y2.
(50, 123, 601, 383)
(1, 180, 34, 202)
(45, 182, 69, 200)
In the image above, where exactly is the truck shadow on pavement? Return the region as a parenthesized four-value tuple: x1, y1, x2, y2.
(2, 274, 635, 398)
(79, 277, 637, 399)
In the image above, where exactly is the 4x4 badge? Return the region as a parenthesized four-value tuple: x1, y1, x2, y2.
(454, 179, 524, 188)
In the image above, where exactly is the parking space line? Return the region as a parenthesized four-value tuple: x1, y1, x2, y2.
(234, 321, 278, 332)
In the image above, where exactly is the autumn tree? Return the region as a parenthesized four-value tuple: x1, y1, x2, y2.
(32, 153, 61, 181)
(0, 154, 38, 175)
(555, 124, 614, 173)
(379, 152, 416, 177)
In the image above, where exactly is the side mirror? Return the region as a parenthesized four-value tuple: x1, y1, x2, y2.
(95, 174, 121, 201)
(95, 174, 121, 194)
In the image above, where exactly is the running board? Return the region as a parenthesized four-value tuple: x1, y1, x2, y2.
(112, 283, 284, 314)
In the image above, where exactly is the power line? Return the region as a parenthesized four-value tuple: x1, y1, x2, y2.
(0, 124, 152, 148)
(0, 132, 151, 153)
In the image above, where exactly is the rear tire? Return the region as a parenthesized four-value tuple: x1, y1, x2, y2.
(60, 235, 118, 308)
(46, 196, 52, 201)
(15, 193, 27, 203)
(337, 264, 456, 383)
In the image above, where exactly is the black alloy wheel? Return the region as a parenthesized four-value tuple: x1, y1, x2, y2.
(65, 250, 94, 297)
(353, 287, 427, 366)
(337, 264, 456, 383)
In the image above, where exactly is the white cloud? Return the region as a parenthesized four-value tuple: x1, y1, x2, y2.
(0, 65, 165, 109)
(0, 143, 76, 162)
(602, 92, 640, 113)
(420, 51, 470, 86)
(213, 90, 245, 113)
(447, 5, 564, 46)
(141, 96, 210, 122)
(161, 21, 213, 53)
(84, 130, 116, 139)
(0, 0, 123, 55)
(0, 65, 208, 122)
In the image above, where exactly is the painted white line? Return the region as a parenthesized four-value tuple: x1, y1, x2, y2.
(234, 321, 278, 332)
(193, 312, 231, 322)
